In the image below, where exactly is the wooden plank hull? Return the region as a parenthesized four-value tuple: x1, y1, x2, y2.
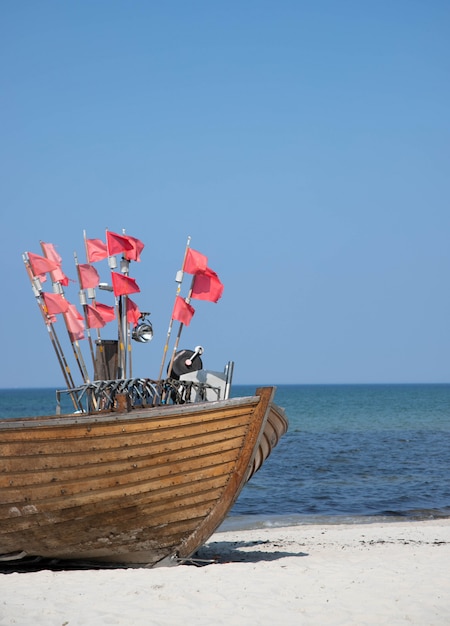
(0, 387, 288, 566)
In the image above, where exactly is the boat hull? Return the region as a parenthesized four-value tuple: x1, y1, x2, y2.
(0, 387, 287, 566)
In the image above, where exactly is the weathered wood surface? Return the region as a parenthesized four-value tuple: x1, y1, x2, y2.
(0, 387, 288, 566)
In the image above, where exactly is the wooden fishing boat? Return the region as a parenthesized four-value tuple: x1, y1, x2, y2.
(1, 233, 288, 566)
(0, 385, 287, 567)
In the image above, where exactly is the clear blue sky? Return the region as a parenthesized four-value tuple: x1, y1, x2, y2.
(1, 1, 449, 388)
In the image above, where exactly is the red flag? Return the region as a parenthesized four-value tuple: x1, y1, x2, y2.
(126, 297, 141, 326)
(95, 302, 116, 323)
(28, 252, 59, 280)
(41, 242, 70, 286)
(79, 264, 100, 289)
(86, 304, 106, 329)
(111, 272, 140, 296)
(183, 248, 208, 274)
(191, 268, 224, 303)
(66, 304, 85, 341)
(107, 231, 134, 256)
(123, 235, 145, 262)
(42, 292, 70, 315)
(172, 295, 195, 326)
(86, 238, 108, 263)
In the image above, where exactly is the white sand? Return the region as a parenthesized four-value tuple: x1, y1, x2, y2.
(1, 519, 449, 626)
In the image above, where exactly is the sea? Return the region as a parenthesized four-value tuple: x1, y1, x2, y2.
(1, 384, 449, 530)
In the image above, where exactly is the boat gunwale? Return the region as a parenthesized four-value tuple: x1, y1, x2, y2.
(0, 394, 260, 429)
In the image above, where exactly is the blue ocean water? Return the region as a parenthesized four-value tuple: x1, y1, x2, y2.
(229, 383, 450, 528)
(1, 384, 449, 527)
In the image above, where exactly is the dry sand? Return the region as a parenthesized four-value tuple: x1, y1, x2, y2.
(1, 519, 449, 625)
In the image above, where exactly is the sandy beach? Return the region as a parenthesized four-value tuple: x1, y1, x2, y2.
(0, 519, 449, 625)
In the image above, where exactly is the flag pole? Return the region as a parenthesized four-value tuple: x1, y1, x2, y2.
(127, 315, 133, 378)
(106, 229, 127, 379)
(166, 273, 195, 379)
(119, 256, 130, 379)
(74, 251, 96, 373)
(120, 229, 133, 379)
(62, 308, 90, 384)
(157, 236, 191, 381)
(74, 250, 102, 410)
(22, 253, 81, 412)
(116, 295, 127, 378)
(40, 242, 89, 384)
(83, 230, 109, 381)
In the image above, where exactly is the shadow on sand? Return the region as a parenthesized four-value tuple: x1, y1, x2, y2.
(189, 538, 308, 566)
(0, 539, 308, 573)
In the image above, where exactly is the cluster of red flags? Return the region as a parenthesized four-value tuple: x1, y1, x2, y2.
(171, 248, 224, 326)
(27, 231, 146, 339)
(28, 236, 223, 341)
